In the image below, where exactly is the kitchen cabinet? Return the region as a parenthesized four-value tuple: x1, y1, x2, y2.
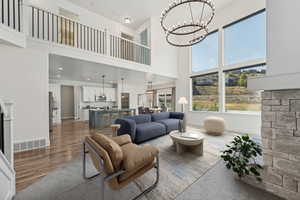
(105, 88, 116, 102)
(82, 86, 116, 102)
(80, 109, 89, 121)
(82, 87, 94, 102)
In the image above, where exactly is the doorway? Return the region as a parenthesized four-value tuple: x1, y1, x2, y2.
(121, 93, 130, 109)
(61, 85, 75, 120)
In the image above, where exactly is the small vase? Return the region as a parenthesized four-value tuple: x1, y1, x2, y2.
(182, 116, 187, 132)
(179, 120, 184, 133)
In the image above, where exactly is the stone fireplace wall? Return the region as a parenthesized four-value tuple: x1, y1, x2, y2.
(260, 90, 300, 200)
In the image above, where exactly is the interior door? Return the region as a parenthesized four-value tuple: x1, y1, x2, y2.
(61, 85, 75, 120)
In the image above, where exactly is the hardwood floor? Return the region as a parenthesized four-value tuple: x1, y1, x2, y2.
(14, 120, 111, 192)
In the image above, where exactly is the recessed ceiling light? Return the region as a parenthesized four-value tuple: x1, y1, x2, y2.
(123, 17, 132, 24)
(56, 74, 61, 78)
(58, 67, 63, 71)
(87, 78, 91, 81)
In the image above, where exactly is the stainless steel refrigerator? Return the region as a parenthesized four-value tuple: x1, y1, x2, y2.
(49, 92, 54, 132)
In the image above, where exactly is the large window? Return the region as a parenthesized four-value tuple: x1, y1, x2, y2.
(192, 73, 219, 111)
(192, 31, 218, 72)
(225, 64, 266, 112)
(191, 10, 266, 113)
(224, 11, 266, 65)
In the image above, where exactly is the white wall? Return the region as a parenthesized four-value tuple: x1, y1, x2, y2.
(176, 0, 265, 135)
(150, 16, 178, 78)
(266, 0, 300, 76)
(0, 44, 49, 144)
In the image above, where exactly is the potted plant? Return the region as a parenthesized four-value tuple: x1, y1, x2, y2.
(221, 135, 263, 181)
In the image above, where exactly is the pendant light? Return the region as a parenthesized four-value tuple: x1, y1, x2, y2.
(99, 75, 107, 101)
(121, 78, 125, 98)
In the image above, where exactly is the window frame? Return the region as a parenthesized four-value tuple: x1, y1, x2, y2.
(190, 9, 266, 114)
(191, 30, 219, 73)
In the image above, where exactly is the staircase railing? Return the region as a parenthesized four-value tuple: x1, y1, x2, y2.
(29, 5, 151, 66)
(0, 0, 22, 32)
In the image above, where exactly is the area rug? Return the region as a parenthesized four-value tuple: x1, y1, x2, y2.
(15, 134, 221, 200)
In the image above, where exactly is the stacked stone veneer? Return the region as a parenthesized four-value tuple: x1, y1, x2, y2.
(260, 90, 300, 200)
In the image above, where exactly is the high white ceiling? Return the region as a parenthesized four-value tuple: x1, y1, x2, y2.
(68, 0, 234, 29)
(49, 55, 175, 85)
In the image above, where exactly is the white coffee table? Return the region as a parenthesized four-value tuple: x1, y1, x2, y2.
(169, 130, 204, 156)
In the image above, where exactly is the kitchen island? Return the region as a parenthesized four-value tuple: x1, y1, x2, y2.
(89, 109, 136, 129)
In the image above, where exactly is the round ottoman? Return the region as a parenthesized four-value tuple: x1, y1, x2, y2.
(203, 116, 225, 136)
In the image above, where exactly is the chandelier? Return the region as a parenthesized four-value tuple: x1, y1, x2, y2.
(160, 0, 215, 47)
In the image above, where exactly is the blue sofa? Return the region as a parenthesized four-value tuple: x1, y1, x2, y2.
(115, 112, 184, 143)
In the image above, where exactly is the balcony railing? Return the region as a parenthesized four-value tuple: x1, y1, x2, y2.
(110, 35, 150, 65)
(30, 6, 106, 54)
(0, 0, 22, 32)
(29, 6, 151, 66)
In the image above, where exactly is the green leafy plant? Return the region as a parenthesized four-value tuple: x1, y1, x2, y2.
(221, 135, 263, 182)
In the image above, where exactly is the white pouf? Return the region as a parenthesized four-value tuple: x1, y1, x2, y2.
(203, 116, 226, 136)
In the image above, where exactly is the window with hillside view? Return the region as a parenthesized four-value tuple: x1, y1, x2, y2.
(192, 73, 219, 111)
(225, 64, 266, 112)
(191, 9, 266, 113)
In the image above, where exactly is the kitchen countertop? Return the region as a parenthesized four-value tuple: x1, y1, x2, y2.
(89, 109, 136, 129)
(89, 108, 135, 113)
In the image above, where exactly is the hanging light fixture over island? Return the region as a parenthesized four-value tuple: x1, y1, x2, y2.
(98, 75, 107, 101)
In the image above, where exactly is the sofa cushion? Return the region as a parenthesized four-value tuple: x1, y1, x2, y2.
(151, 112, 170, 122)
(135, 122, 167, 143)
(92, 134, 123, 171)
(127, 114, 151, 124)
(170, 112, 184, 120)
(157, 119, 180, 133)
(115, 118, 136, 141)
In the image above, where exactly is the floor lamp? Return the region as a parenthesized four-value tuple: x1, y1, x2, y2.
(178, 97, 188, 132)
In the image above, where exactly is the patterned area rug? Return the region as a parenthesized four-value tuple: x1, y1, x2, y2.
(15, 133, 223, 200)
(136, 136, 220, 200)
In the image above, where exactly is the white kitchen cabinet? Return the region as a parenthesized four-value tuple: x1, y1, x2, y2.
(106, 88, 116, 102)
(82, 86, 116, 102)
(80, 109, 89, 121)
(82, 86, 97, 102)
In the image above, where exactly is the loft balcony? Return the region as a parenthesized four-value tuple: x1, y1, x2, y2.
(27, 5, 151, 66)
(0, 0, 25, 47)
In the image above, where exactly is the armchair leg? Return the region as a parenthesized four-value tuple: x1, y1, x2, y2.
(83, 142, 101, 180)
(132, 155, 160, 200)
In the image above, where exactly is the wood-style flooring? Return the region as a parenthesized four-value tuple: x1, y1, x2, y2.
(14, 120, 111, 192)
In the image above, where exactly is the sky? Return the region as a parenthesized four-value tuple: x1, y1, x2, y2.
(192, 11, 266, 72)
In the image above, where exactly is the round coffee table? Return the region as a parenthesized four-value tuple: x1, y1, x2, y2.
(169, 130, 204, 156)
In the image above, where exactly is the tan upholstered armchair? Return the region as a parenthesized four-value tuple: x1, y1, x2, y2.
(83, 134, 159, 200)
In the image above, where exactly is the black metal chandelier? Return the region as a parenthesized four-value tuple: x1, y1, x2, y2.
(160, 0, 215, 47)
